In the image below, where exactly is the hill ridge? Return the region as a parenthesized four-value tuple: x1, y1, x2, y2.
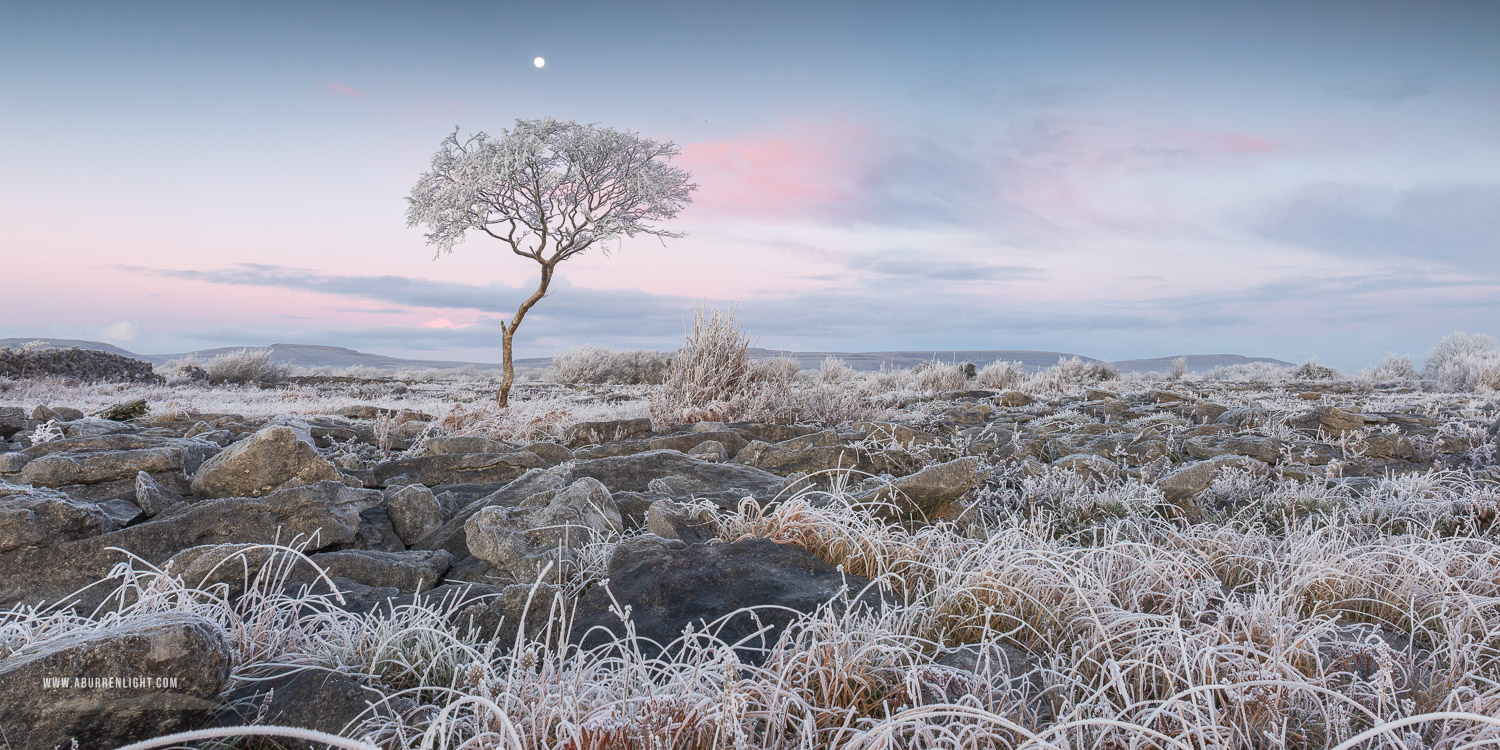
(0, 338, 1292, 374)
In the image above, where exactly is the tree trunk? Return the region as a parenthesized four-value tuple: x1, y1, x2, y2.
(496, 263, 554, 407)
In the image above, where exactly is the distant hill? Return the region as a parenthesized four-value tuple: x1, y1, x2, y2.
(1, 338, 1289, 374)
(0, 339, 516, 371)
(747, 348, 1100, 373)
(144, 343, 519, 371)
(747, 349, 1292, 374)
(1110, 354, 1292, 374)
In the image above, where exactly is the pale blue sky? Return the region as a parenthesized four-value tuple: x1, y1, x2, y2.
(3, 1, 1497, 368)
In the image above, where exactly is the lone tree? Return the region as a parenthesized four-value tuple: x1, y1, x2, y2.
(406, 118, 696, 406)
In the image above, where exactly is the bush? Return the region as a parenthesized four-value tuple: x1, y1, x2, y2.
(974, 360, 1026, 389)
(201, 348, 289, 385)
(912, 361, 971, 393)
(1293, 356, 1339, 380)
(1360, 353, 1417, 384)
(1426, 332, 1500, 391)
(1170, 356, 1188, 380)
(649, 306, 876, 427)
(1029, 356, 1119, 393)
(548, 344, 672, 385)
(817, 356, 857, 386)
(1195, 361, 1293, 382)
(650, 304, 756, 424)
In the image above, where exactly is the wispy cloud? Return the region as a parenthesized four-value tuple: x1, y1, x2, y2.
(1326, 80, 1431, 105)
(1248, 182, 1500, 269)
(323, 82, 365, 98)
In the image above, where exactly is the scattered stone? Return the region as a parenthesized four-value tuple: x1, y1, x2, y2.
(411, 467, 574, 556)
(190, 426, 339, 498)
(1216, 407, 1269, 429)
(370, 451, 542, 488)
(308, 549, 454, 591)
(522, 440, 574, 465)
(566, 417, 653, 447)
(95, 398, 149, 421)
(1050, 453, 1122, 484)
(1155, 455, 1270, 503)
(0, 451, 32, 473)
(733, 439, 862, 477)
(1183, 434, 1281, 464)
(687, 439, 728, 462)
(646, 498, 720, 542)
(993, 390, 1035, 407)
(19, 439, 217, 488)
(386, 483, 455, 545)
(166, 543, 304, 600)
(1, 406, 30, 439)
(0, 481, 381, 610)
(465, 476, 623, 583)
(0, 482, 114, 554)
(133, 470, 189, 518)
(346, 504, 406, 553)
(1316, 405, 1367, 436)
(1194, 402, 1230, 423)
(451, 582, 566, 644)
(0, 612, 231, 750)
(571, 536, 879, 661)
(572, 449, 788, 504)
(335, 405, 433, 422)
(856, 456, 981, 518)
(215, 669, 389, 739)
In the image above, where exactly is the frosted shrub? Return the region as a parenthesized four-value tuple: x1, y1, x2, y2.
(547, 344, 672, 385)
(650, 304, 755, 425)
(1194, 361, 1293, 382)
(912, 361, 971, 393)
(202, 348, 289, 385)
(974, 360, 1026, 389)
(28, 419, 63, 445)
(1360, 353, 1417, 386)
(650, 307, 877, 427)
(817, 356, 857, 386)
(1426, 332, 1500, 392)
(1028, 355, 1118, 393)
(1293, 356, 1339, 380)
(1426, 331, 1499, 375)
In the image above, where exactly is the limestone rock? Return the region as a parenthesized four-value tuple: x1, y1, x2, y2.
(856, 456, 982, 518)
(465, 476, 623, 583)
(190, 426, 339, 498)
(0, 612, 232, 750)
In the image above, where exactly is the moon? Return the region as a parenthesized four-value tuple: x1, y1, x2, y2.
(533, 57, 545, 68)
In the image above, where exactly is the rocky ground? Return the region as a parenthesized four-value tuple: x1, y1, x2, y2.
(1, 372, 1498, 749)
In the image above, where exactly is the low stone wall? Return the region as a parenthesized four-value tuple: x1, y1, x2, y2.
(0, 346, 163, 383)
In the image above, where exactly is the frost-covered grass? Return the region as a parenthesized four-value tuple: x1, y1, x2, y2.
(9, 459, 1500, 749)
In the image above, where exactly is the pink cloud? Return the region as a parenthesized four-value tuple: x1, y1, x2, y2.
(676, 120, 871, 219)
(1224, 133, 1278, 154)
(324, 82, 365, 98)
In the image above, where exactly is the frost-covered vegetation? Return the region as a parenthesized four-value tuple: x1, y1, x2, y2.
(1, 328, 1499, 748)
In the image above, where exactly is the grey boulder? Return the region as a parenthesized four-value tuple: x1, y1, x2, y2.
(465, 476, 623, 583)
(0, 612, 232, 750)
(190, 426, 339, 498)
(0, 482, 115, 554)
